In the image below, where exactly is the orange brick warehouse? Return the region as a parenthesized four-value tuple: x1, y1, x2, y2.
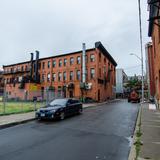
(3, 42, 117, 102)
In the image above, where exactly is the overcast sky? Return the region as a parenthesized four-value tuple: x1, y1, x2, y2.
(0, 0, 150, 76)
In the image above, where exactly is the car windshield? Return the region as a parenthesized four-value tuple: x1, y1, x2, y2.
(49, 99, 68, 107)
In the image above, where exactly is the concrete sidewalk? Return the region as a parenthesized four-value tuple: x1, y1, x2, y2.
(129, 103, 160, 160)
(0, 100, 118, 130)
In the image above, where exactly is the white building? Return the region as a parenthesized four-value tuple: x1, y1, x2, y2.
(116, 69, 128, 94)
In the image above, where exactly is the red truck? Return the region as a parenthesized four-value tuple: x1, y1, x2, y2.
(128, 90, 140, 103)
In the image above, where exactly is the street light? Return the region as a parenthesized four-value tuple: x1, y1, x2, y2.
(130, 53, 144, 103)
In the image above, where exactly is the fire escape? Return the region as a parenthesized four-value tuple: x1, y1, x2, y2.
(148, 0, 160, 27)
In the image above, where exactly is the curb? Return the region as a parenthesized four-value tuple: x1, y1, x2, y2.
(83, 99, 121, 108)
(128, 104, 142, 160)
(0, 99, 120, 130)
(0, 118, 35, 130)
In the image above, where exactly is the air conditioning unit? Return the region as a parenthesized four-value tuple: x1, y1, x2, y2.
(85, 83, 92, 90)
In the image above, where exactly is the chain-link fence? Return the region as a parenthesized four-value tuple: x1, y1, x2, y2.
(0, 89, 64, 115)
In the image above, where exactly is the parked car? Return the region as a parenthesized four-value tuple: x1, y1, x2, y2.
(35, 98, 83, 120)
(149, 97, 155, 103)
(128, 90, 140, 103)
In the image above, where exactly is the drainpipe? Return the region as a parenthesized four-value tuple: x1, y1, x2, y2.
(30, 53, 34, 81)
(82, 43, 86, 102)
(82, 43, 86, 83)
(35, 50, 39, 83)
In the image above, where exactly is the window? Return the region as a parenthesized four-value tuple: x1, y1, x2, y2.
(77, 70, 81, 80)
(90, 54, 95, 62)
(53, 60, 56, 67)
(21, 66, 24, 71)
(104, 66, 106, 74)
(52, 73, 56, 82)
(77, 56, 81, 64)
(16, 77, 19, 83)
(47, 73, 50, 82)
(108, 62, 110, 68)
(90, 68, 95, 79)
(42, 74, 45, 82)
(85, 55, 88, 63)
(99, 52, 101, 62)
(63, 72, 67, 81)
(70, 71, 74, 80)
(59, 59, 62, 67)
(7, 78, 9, 84)
(17, 66, 20, 71)
(86, 69, 88, 80)
(58, 86, 62, 97)
(58, 72, 62, 81)
(38, 63, 41, 69)
(25, 65, 28, 71)
(99, 68, 101, 77)
(48, 61, 50, 68)
(104, 58, 106, 63)
(64, 58, 67, 66)
(70, 57, 74, 65)
(42, 62, 45, 69)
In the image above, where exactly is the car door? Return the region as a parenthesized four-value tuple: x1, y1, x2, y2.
(73, 99, 79, 113)
(66, 99, 73, 116)
(71, 99, 78, 114)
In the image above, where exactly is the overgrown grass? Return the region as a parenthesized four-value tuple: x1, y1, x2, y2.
(134, 106, 143, 160)
(0, 101, 45, 115)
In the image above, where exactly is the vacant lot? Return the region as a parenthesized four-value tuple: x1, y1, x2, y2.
(0, 101, 45, 115)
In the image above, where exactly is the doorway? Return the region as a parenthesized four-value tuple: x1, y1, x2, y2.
(69, 90, 73, 98)
(98, 89, 100, 101)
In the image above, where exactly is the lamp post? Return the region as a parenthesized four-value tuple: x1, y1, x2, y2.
(130, 53, 144, 103)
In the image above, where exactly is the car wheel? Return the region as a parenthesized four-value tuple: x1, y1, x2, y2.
(60, 112, 65, 120)
(78, 108, 83, 114)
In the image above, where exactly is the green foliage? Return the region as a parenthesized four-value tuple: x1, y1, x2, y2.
(124, 79, 142, 90)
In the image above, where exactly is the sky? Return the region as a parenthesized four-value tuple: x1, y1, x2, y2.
(0, 0, 150, 76)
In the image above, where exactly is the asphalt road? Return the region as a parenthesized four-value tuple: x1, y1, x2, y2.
(0, 100, 139, 160)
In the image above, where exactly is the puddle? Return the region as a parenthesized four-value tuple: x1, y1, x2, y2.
(126, 136, 133, 147)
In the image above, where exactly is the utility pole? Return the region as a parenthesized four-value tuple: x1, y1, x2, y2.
(138, 0, 144, 103)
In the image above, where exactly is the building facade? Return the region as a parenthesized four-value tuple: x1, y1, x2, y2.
(116, 69, 128, 96)
(147, 0, 160, 106)
(145, 42, 155, 98)
(0, 70, 4, 96)
(3, 42, 117, 102)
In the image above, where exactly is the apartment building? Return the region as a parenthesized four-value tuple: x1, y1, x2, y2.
(3, 42, 117, 102)
(145, 42, 155, 98)
(147, 0, 160, 106)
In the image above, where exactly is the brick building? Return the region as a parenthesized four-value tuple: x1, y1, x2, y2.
(147, 0, 160, 106)
(0, 70, 4, 96)
(145, 42, 155, 98)
(3, 42, 117, 102)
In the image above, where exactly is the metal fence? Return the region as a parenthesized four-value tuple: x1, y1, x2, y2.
(0, 89, 64, 115)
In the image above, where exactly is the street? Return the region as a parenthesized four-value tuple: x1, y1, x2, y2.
(0, 100, 139, 160)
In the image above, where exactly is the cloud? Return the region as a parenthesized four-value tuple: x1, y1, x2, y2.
(0, 0, 150, 76)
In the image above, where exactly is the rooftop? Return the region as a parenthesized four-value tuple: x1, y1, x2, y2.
(3, 41, 117, 68)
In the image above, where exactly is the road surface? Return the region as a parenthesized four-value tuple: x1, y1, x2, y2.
(0, 100, 139, 160)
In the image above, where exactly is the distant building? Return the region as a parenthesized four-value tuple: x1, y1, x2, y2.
(3, 42, 117, 102)
(128, 75, 145, 81)
(116, 69, 128, 96)
(0, 69, 4, 96)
